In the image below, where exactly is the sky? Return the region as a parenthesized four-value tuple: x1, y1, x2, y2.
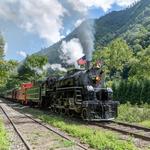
(0, 0, 139, 61)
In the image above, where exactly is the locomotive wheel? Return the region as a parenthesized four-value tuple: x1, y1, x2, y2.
(57, 108, 61, 114)
(65, 108, 69, 116)
(53, 107, 57, 113)
(68, 110, 74, 117)
(61, 109, 65, 115)
(81, 108, 89, 120)
(51, 107, 55, 112)
(40, 97, 46, 109)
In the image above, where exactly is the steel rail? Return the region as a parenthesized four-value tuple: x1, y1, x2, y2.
(1, 100, 88, 150)
(0, 105, 32, 150)
(94, 122, 150, 141)
(24, 114, 89, 150)
(112, 120, 150, 131)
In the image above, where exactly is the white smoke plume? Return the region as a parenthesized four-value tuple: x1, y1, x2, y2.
(78, 20, 95, 61)
(43, 63, 67, 72)
(60, 38, 84, 68)
(75, 19, 85, 28)
(32, 67, 43, 75)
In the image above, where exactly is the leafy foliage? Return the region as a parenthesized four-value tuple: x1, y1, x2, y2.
(113, 80, 150, 104)
(0, 34, 18, 88)
(117, 103, 150, 123)
(18, 54, 48, 81)
(93, 38, 133, 81)
(129, 47, 150, 80)
(0, 35, 5, 59)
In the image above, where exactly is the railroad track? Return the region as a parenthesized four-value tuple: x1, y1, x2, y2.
(93, 121, 150, 141)
(2, 98, 150, 146)
(0, 105, 32, 150)
(24, 113, 89, 150)
(0, 100, 89, 150)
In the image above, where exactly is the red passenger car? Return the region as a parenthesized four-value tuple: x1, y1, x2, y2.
(15, 83, 33, 104)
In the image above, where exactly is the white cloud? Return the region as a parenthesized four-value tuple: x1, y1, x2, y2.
(0, 0, 139, 46)
(116, 0, 139, 7)
(66, 29, 71, 35)
(67, 0, 139, 12)
(16, 51, 27, 58)
(75, 19, 84, 27)
(0, 0, 67, 44)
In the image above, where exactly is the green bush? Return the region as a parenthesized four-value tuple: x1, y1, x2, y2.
(117, 103, 150, 123)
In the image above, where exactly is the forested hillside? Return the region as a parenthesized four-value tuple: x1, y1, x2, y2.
(95, 0, 150, 50)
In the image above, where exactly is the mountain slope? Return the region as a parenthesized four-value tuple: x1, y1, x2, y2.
(36, 0, 150, 63)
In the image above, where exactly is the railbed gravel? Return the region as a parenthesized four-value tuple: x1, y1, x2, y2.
(0, 99, 86, 150)
(0, 109, 27, 150)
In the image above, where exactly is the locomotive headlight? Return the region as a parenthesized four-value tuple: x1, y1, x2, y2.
(96, 76, 101, 81)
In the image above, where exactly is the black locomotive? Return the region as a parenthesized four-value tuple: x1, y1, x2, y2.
(40, 62, 119, 121)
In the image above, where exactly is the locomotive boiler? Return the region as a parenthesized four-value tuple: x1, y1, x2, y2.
(41, 62, 119, 121)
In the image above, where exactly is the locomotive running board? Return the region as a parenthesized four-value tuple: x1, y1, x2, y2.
(84, 118, 115, 122)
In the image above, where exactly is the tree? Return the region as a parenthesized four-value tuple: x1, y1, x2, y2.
(18, 54, 48, 81)
(129, 46, 150, 80)
(0, 34, 18, 88)
(0, 35, 5, 59)
(93, 38, 133, 81)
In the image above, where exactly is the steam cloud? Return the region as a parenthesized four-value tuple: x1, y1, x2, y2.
(32, 67, 43, 75)
(30, 63, 67, 76)
(61, 11, 95, 66)
(78, 20, 95, 61)
(43, 63, 67, 72)
(61, 21, 95, 67)
(60, 38, 84, 68)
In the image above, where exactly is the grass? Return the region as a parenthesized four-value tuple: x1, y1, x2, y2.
(0, 118, 9, 150)
(22, 108, 138, 150)
(117, 102, 150, 127)
(61, 140, 75, 148)
(139, 120, 150, 128)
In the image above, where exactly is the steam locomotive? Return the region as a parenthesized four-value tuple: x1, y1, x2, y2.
(4, 62, 119, 121)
